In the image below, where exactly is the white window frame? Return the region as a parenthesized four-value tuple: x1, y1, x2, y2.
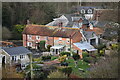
(20, 55, 25, 59)
(28, 35, 32, 40)
(88, 9, 92, 14)
(36, 36, 40, 40)
(81, 9, 85, 14)
(27, 42, 32, 47)
(59, 38, 62, 41)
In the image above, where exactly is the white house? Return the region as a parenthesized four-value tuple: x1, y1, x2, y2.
(1, 46, 32, 69)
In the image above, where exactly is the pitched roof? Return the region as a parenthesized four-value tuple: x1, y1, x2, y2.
(85, 27, 104, 35)
(22, 24, 82, 39)
(3, 46, 32, 56)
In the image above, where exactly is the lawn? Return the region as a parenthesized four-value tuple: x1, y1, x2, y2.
(65, 58, 90, 78)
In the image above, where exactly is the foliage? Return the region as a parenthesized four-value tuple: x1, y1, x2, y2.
(2, 27, 12, 40)
(51, 56, 58, 60)
(82, 51, 89, 58)
(111, 44, 118, 50)
(33, 58, 41, 62)
(96, 44, 106, 53)
(72, 53, 80, 61)
(47, 45, 52, 52)
(83, 57, 96, 63)
(39, 40, 46, 52)
(11, 25, 25, 40)
(47, 70, 68, 78)
(58, 66, 72, 77)
(42, 55, 51, 61)
(58, 55, 67, 62)
(88, 56, 118, 78)
(99, 50, 104, 56)
(60, 51, 71, 56)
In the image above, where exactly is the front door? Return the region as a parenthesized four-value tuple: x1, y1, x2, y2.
(2, 56, 5, 67)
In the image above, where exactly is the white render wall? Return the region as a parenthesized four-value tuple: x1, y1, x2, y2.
(10, 54, 30, 64)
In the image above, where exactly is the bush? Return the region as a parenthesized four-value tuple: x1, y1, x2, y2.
(72, 53, 80, 60)
(111, 44, 118, 50)
(83, 57, 96, 63)
(82, 52, 89, 58)
(51, 56, 58, 60)
(58, 66, 72, 77)
(60, 52, 71, 56)
(58, 55, 67, 62)
(47, 45, 52, 52)
(48, 70, 67, 78)
(39, 40, 46, 52)
(42, 56, 51, 61)
(100, 50, 104, 56)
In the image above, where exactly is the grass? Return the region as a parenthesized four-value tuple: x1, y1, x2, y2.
(65, 58, 90, 78)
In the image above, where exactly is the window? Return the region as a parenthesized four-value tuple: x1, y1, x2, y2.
(66, 39, 70, 43)
(36, 36, 40, 40)
(28, 35, 32, 40)
(20, 55, 24, 59)
(81, 9, 85, 14)
(27, 42, 32, 47)
(12, 56, 16, 61)
(59, 38, 62, 41)
(88, 9, 92, 14)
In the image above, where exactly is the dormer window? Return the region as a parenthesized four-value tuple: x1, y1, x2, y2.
(88, 9, 92, 14)
(81, 9, 85, 14)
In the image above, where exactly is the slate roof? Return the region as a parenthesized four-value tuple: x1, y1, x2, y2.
(3, 46, 32, 56)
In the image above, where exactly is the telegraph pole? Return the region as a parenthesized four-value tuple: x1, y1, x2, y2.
(30, 53, 33, 79)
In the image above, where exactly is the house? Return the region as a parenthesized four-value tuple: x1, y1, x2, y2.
(46, 14, 89, 29)
(1, 46, 32, 69)
(22, 24, 102, 58)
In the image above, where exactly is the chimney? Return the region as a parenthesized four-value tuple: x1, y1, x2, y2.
(27, 20, 30, 25)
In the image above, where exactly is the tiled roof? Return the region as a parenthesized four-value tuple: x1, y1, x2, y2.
(85, 27, 104, 35)
(3, 46, 32, 56)
(22, 24, 82, 42)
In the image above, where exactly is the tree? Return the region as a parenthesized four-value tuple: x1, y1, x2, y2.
(2, 27, 12, 40)
(72, 53, 80, 61)
(12, 24, 25, 40)
(47, 70, 67, 78)
(39, 40, 46, 52)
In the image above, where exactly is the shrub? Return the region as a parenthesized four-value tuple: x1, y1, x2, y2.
(48, 70, 67, 78)
(39, 40, 46, 52)
(60, 52, 71, 56)
(42, 56, 51, 61)
(51, 56, 58, 60)
(47, 45, 52, 52)
(72, 53, 80, 60)
(111, 44, 118, 50)
(58, 55, 67, 62)
(82, 52, 89, 58)
(100, 50, 104, 56)
(83, 57, 96, 63)
(58, 66, 72, 77)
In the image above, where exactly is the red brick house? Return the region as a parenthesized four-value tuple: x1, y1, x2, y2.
(22, 24, 82, 52)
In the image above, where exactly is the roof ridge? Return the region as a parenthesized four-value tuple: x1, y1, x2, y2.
(26, 24, 79, 30)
